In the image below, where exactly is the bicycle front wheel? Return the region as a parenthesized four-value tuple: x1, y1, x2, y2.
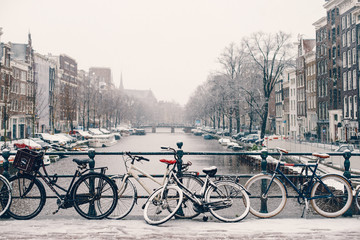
(355, 187, 360, 211)
(143, 185, 183, 225)
(245, 174, 287, 218)
(107, 176, 136, 220)
(310, 174, 352, 217)
(174, 174, 204, 219)
(73, 173, 118, 219)
(0, 175, 12, 217)
(205, 180, 250, 222)
(8, 174, 46, 220)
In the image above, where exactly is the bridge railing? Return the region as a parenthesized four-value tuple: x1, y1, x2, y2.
(1, 149, 359, 201)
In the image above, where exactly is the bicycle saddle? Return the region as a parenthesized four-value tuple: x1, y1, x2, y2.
(73, 158, 91, 165)
(159, 159, 177, 165)
(203, 166, 217, 177)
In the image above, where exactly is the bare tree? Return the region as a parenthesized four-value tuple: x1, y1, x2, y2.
(218, 42, 247, 133)
(243, 31, 293, 138)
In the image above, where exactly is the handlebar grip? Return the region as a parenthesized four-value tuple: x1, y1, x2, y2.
(161, 146, 169, 150)
(139, 156, 150, 161)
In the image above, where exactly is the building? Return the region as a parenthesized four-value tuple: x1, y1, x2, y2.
(0, 33, 35, 140)
(289, 69, 298, 139)
(48, 54, 78, 132)
(34, 53, 57, 134)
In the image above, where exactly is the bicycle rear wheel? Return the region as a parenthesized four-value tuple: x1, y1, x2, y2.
(107, 176, 136, 220)
(174, 174, 204, 219)
(143, 185, 183, 225)
(0, 175, 12, 217)
(244, 174, 287, 218)
(8, 174, 46, 220)
(310, 174, 352, 217)
(73, 173, 118, 219)
(205, 180, 250, 222)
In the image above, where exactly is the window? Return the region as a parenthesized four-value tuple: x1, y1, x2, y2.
(355, 96, 358, 119)
(352, 29, 356, 42)
(348, 50, 351, 68)
(348, 71, 352, 90)
(343, 33, 346, 47)
(353, 69, 357, 89)
(347, 14, 351, 28)
(344, 96, 348, 117)
(353, 48, 356, 64)
(342, 16, 346, 29)
(343, 52, 346, 68)
(347, 31, 351, 46)
(344, 72, 347, 91)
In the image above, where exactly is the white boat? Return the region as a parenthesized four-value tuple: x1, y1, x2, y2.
(88, 134, 117, 148)
(218, 138, 231, 146)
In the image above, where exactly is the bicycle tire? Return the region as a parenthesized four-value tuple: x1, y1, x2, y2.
(7, 174, 46, 220)
(107, 175, 137, 220)
(143, 185, 183, 225)
(73, 173, 118, 219)
(244, 174, 287, 218)
(205, 180, 250, 222)
(174, 174, 204, 219)
(0, 174, 12, 217)
(355, 187, 360, 211)
(310, 174, 352, 217)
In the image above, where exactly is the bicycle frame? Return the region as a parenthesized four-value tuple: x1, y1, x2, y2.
(119, 162, 171, 196)
(265, 160, 340, 202)
(32, 160, 107, 205)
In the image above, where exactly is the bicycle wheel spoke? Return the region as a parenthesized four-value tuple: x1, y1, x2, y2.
(310, 174, 352, 217)
(206, 181, 250, 222)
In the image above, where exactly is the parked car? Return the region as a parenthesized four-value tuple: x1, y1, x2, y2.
(334, 144, 359, 152)
(13, 139, 42, 150)
(242, 134, 260, 143)
(30, 138, 51, 150)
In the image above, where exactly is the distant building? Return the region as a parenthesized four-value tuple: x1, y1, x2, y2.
(119, 77, 157, 104)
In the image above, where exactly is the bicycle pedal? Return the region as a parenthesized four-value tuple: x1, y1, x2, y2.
(52, 209, 59, 215)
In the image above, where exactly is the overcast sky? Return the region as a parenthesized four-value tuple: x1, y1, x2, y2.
(0, 0, 325, 105)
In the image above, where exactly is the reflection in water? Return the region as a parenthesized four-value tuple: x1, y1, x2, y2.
(45, 131, 255, 176)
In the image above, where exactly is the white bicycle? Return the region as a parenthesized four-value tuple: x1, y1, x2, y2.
(108, 151, 204, 219)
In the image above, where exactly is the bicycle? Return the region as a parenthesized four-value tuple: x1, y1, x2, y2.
(108, 151, 204, 220)
(0, 173, 12, 217)
(8, 148, 118, 220)
(143, 146, 250, 225)
(245, 147, 353, 218)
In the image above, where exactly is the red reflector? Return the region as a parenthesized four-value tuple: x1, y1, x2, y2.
(284, 164, 294, 166)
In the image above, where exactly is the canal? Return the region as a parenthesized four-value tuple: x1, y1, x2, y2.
(46, 129, 255, 177)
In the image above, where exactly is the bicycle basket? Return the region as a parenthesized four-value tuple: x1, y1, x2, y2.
(13, 149, 43, 173)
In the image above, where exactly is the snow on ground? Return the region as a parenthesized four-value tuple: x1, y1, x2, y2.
(0, 216, 360, 240)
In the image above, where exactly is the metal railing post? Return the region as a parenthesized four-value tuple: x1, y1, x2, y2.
(87, 148, 96, 217)
(260, 149, 268, 174)
(87, 148, 96, 172)
(342, 149, 353, 217)
(343, 149, 351, 180)
(1, 148, 10, 179)
(260, 149, 269, 213)
(176, 141, 183, 178)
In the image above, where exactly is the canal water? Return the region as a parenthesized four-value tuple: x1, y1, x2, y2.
(46, 129, 255, 177)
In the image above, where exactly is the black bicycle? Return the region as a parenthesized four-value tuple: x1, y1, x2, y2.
(8, 149, 118, 220)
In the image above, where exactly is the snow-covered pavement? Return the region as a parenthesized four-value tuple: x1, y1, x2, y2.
(1, 216, 360, 240)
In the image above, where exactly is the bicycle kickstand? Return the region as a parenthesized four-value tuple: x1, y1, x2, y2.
(301, 199, 309, 218)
